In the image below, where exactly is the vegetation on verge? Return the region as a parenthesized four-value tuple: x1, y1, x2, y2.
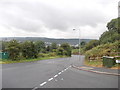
(1, 40, 72, 63)
(79, 17, 120, 68)
(1, 54, 67, 64)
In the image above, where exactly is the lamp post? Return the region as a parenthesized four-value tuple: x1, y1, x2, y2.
(73, 28, 80, 60)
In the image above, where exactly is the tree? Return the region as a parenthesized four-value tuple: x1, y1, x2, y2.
(22, 41, 38, 59)
(84, 40, 99, 51)
(80, 41, 86, 48)
(107, 18, 118, 31)
(46, 45, 51, 52)
(99, 31, 120, 44)
(34, 41, 45, 53)
(57, 47, 64, 56)
(60, 43, 72, 56)
(51, 42, 57, 52)
(100, 18, 120, 44)
(6, 40, 20, 60)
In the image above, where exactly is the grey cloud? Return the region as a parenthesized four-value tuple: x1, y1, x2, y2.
(0, 1, 107, 32)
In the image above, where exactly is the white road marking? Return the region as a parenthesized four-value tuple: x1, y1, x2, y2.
(40, 82, 47, 86)
(54, 75, 58, 77)
(58, 72, 61, 75)
(32, 66, 71, 89)
(32, 87, 38, 90)
(64, 69, 67, 71)
(66, 68, 69, 69)
(48, 78, 53, 81)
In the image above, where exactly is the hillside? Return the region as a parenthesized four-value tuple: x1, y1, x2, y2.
(83, 17, 120, 68)
(1, 37, 93, 45)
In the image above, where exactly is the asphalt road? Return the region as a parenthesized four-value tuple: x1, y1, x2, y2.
(2, 55, 118, 88)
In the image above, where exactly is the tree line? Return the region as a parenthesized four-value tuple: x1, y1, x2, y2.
(79, 17, 120, 54)
(1, 40, 71, 60)
(76, 17, 120, 62)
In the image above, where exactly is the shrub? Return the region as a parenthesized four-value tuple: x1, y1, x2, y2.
(38, 53, 45, 57)
(85, 41, 119, 60)
(6, 40, 21, 60)
(49, 52, 56, 57)
(57, 47, 64, 56)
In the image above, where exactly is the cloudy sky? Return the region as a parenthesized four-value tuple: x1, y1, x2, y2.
(0, 0, 119, 39)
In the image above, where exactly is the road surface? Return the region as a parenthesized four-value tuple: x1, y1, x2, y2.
(2, 55, 118, 88)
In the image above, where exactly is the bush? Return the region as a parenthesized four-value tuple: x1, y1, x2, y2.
(38, 53, 45, 57)
(49, 52, 56, 57)
(57, 47, 64, 56)
(60, 43, 72, 56)
(83, 40, 99, 51)
(21, 41, 38, 59)
(6, 40, 21, 60)
(85, 41, 119, 60)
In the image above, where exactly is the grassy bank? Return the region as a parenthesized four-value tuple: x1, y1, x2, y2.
(0, 55, 67, 64)
(84, 60, 102, 67)
(84, 41, 120, 69)
(84, 59, 120, 69)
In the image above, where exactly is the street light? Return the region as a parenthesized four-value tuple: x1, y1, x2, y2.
(73, 28, 80, 60)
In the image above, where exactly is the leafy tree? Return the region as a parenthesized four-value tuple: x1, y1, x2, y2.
(46, 45, 51, 52)
(57, 47, 64, 56)
(60, 43, 72, 56)
(107, 17, 120, 33)
(84, 40, 99, 51)
(51, 42, 57, 52)
(100, 31, 120, 44)
(35, 41, 45, 53)
(6, 40, 20, 60)
(22, 41, 38, 59)
(100, 18, 120, 44)
(80, 41, 86, 48)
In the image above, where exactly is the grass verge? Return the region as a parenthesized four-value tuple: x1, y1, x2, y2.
(84, 59, 120, 69)
(0, 56, 67, 64)
(84, 60, 103, 67)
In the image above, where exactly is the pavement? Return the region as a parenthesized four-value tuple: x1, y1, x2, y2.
(71, 55, 120, 76)
(1, 55, 119, 89)
(72, 65, 120, 76)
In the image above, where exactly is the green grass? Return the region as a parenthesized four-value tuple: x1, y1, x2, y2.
(1, 55, 67, 64)
(84, 60, 103, 67)
(85, 41, 119, 59)
(84, 59, 120, 69)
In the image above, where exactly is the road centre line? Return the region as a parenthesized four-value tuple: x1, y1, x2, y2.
(38, 66, 71, 88)
(54, 75, 58, 77)
(58, 72, 62, 75)
(32, 87, 38, 90)
(48, 78, 53, 81)
(64, 69, 67, 71)
(40, 82, 47, 86)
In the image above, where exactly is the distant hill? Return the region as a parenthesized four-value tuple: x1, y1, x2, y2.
(1, 37, 94, 45)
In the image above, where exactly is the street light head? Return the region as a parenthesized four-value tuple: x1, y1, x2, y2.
(73, 29, 76, 30)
